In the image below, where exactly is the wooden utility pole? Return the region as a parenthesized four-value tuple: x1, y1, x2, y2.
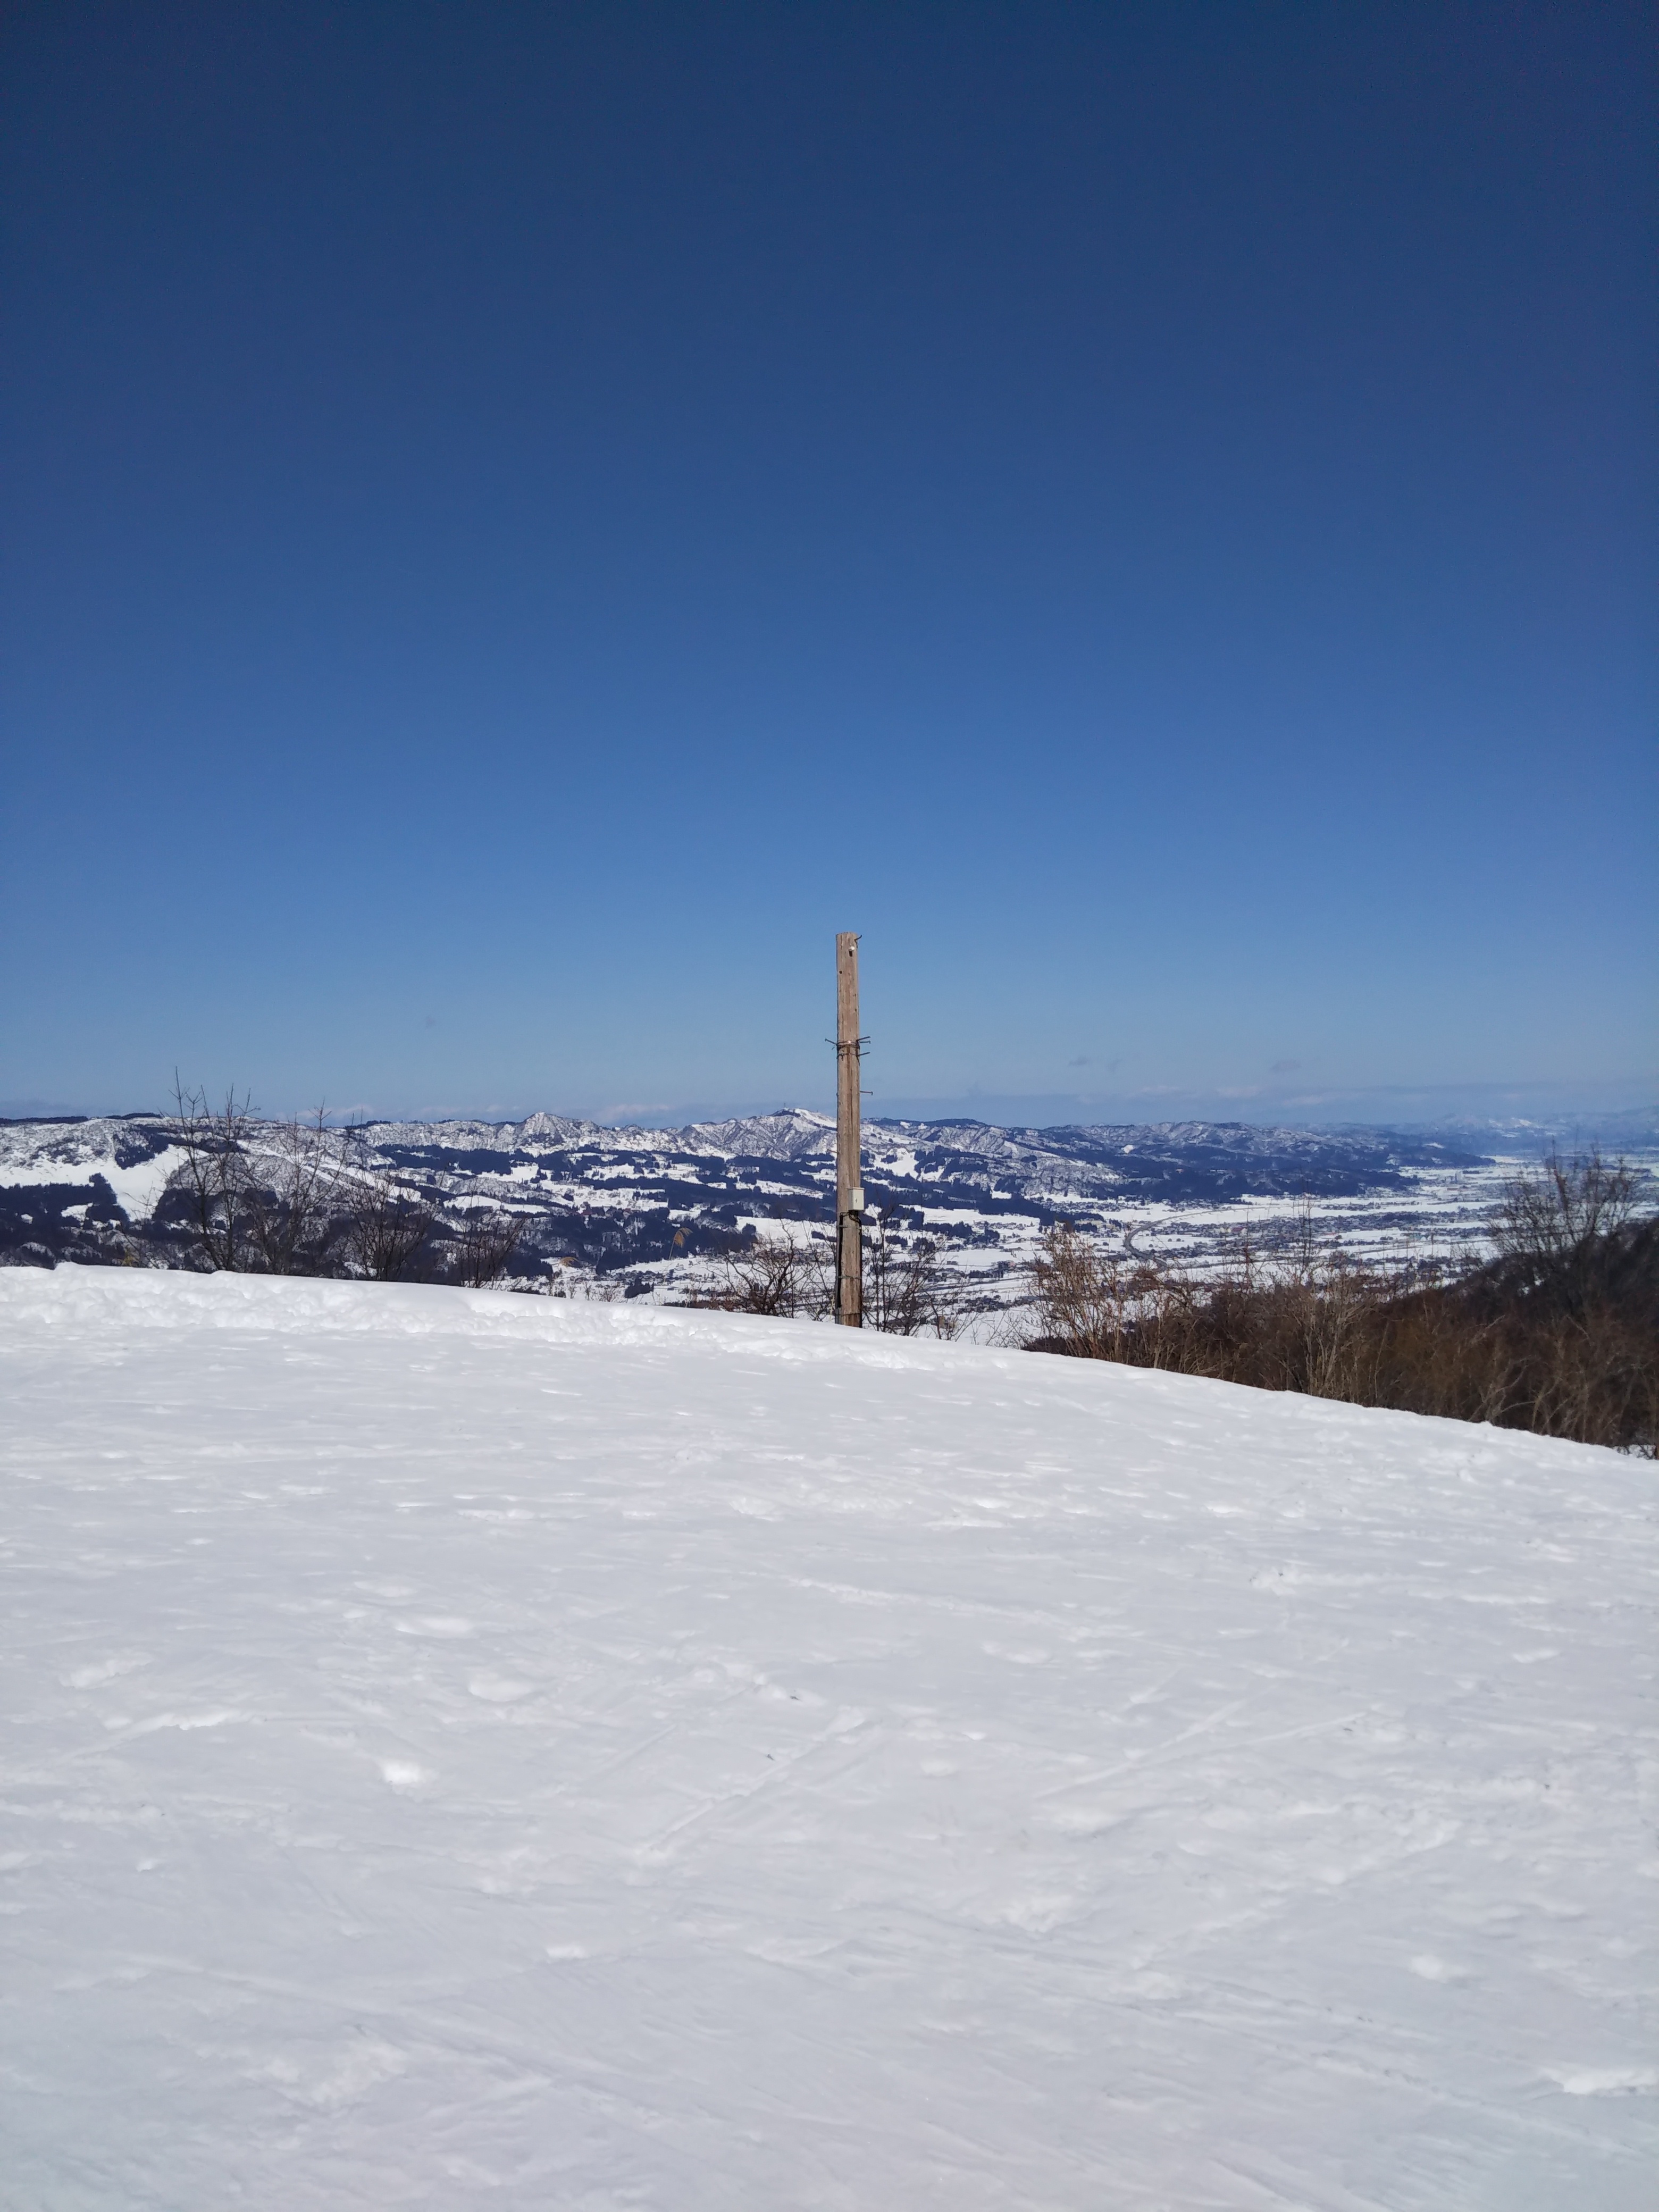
(834, 932, 864, 1327)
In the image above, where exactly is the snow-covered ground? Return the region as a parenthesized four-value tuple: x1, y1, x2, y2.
(2, 1267, 1654, 2209)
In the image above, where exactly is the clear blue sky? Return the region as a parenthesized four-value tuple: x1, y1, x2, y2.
(3, 1, 1653, 1127)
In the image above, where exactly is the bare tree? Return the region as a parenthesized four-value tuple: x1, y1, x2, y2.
(170, 1083, 345, 1275)
(1490, 1151, 1641, 1311)
(697, 1214, 957, 1335)
(866, 1210, 957, 1337)
(339, 1136, 437, 1281)
(697, 1231, 834, 1318)
(170, 1079, 258, 1271)
(243, 1107, 344, 1276)
(446, 1208, 525, 1288)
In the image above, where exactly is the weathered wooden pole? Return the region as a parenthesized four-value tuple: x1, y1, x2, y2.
(834, 932, 864, 1327)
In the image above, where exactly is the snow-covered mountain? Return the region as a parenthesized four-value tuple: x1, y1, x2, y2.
(0, 1106, 1491, 1285)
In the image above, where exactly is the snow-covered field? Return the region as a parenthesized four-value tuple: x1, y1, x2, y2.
(2, 1268, 1654, 2210)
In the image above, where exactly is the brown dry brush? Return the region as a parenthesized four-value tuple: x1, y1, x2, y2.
(1027, 1154, 1658, 1455)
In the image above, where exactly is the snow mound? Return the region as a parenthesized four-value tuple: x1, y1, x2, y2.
(1, 1268, 1653, 2208)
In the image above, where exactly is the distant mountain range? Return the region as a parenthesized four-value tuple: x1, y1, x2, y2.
(0, 1107, 1498, 1276)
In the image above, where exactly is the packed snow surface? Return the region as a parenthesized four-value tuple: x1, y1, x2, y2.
(2, 1269, 1654, 2210)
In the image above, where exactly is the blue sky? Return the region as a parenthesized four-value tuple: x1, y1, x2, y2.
(3, 1, 1653, 1126)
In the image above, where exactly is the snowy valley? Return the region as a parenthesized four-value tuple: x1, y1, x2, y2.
(10, 1105, 1648, 1330)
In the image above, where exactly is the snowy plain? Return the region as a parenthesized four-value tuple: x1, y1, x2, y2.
(1, 1267, 1654, 2210)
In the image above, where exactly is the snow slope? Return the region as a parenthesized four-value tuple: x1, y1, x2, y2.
(1, 1269, 1653, 2209)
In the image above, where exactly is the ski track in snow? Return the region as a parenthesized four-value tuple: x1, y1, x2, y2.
(0, 1267, 1654, 2210)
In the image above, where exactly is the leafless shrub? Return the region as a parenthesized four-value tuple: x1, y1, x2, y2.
(865, 1210, 959, 1337)
(170, 1079, 259, 1271)
(444, 1207, 525, 1289)
(170, 1083, 344, 1275)
(1489, 1150, 1641, 1305)
(242, 1108, 345, 1276)
(696, 1213, 958, 1335)
(1464, 1151, 1657, 1447)
(339, 1140, 437, 1282)
(696, 1232, 834, 1318)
